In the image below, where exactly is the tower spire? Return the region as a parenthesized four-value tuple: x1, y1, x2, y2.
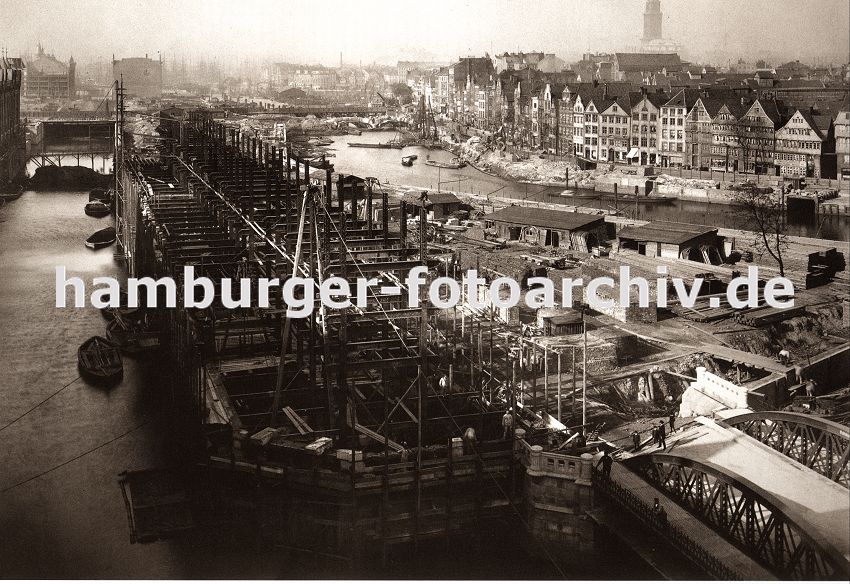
(643, 0, 663, 42)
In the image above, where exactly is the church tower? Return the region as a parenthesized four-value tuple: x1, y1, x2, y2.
(643, 0, 663, 42)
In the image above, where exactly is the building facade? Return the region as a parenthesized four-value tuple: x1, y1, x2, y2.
(1, 57, 24, 182)
(24, 45, 75, 99)
(834, 110, 850, 177)
(114, 57, 163, 99)
(774, 109, 833, 178)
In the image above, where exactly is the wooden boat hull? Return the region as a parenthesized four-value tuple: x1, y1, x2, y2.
(0, 185, 24, 201)
(85, 202, 111, 217)
(106, 318, 161, 354)
(425, 160, 466, 169)
(348, 142, 404, 149)
(556, 190, 601, 199)
(86, 226, 117, 249)
(601, 194, 678, 204)
(78, 336, 123, 386)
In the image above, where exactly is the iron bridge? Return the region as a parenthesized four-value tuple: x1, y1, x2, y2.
(723, 411, 850, 488)
(623, 453, 850, 580)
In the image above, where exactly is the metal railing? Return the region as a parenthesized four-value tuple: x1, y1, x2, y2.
(592, 468, 742, 580)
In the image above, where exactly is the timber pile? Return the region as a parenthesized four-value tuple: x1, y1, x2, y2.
(733, 304, 805, 326)
(672, 296, 738, 323)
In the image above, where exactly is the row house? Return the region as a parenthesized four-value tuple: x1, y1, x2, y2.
(774, 109, 834, 178)
(659, 89, 699, 167)
(434, 67, 450, 113)
(685, 94, 726, 169)
(708, 100, 748, 172)
(596, 96, 631, 162)
(629, 89, 668, 166)
(447, 57, 494, 126)
(513, 77, 544, 148)
(833, 110, 850, 177)
(737, 99, 782, 174)
(539, 83, 564, 153)
(557, 86, 576, 156)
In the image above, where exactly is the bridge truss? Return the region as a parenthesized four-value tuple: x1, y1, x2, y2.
(624, 454, 849, 580)
(724, 411, 850, 488)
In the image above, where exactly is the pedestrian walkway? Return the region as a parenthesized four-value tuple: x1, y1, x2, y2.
(604, 464, 775, 580)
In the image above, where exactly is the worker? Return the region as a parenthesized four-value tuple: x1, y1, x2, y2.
(668, 412, 676, 434)
(778, 348, 791, 365)
(805, 378, 817, 398)
(575, 431, 587, 448)
(652, 498, 669, 530)
(438, 375, 448, 392)
(463, 427, 477, 455)
(657, 421, 667, 450)
(631, 430, 641, 451)
(597, 451, 613, 479)
(501, 409, 513, 440)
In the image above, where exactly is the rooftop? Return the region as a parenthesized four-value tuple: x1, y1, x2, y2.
(615, 53, 682, 73)
(617, 221, 717, 245)
(483, 206, 604, 232)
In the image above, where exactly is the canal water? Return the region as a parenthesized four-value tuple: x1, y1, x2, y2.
(0, 190, 286, 577)
(328, 132, 849, 242)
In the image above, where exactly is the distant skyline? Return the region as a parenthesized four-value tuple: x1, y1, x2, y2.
(2, 0, 849, 67)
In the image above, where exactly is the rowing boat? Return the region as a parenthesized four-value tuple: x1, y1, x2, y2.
(78, 336, 123, 386)
(425, 157, 466, 169)
(0, 184, 24, 202)
(85, 226, 117, 249)
(85, 200, 111, 217)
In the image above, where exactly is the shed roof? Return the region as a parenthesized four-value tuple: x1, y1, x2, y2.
(617, 221, 717, 246)
(483, 206, 604, 232)
(403, 191, 461, 207)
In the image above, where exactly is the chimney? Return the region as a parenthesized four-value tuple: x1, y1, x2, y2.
(603, 83, 608, 100)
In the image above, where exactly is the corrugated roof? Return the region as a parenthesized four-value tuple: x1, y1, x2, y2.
(617, 221, 717, 246)
(483, 206, 604, 232)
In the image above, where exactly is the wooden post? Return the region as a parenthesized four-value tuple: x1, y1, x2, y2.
(557, 352, 562, 422)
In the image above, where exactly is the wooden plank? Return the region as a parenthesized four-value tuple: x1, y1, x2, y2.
(282, 406, 313, 435)
(354, 423, 405, 452)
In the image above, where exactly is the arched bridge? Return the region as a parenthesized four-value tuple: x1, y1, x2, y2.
(722, 411, 850, 488)
(623, 452, 849, 580)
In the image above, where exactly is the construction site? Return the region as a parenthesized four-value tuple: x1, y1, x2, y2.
(109, 99, 850, 580)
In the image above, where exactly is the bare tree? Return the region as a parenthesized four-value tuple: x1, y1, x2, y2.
(731, 185, 788, 276)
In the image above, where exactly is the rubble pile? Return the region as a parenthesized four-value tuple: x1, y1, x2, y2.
(655, 174, 719, 190)
(128, 116, 160, 150)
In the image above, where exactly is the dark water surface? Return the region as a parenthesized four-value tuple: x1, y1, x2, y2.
(329, 132, 849, 242)
(0, 190, 288, 577)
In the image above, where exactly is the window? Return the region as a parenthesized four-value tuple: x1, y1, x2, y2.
(650, 113, 657, 121)
(650, 138, 656, 147)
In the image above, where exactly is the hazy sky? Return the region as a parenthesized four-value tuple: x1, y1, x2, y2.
(3, 0, 849, 66)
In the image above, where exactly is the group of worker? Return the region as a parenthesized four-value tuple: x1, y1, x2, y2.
(629, 413, 676, 452)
